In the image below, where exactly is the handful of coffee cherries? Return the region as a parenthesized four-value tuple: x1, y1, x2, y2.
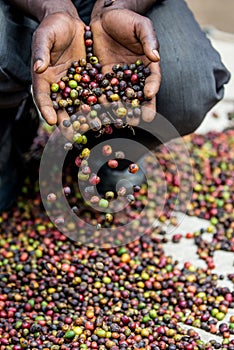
(48, 26, 151, 229)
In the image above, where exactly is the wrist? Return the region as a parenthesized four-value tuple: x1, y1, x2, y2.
(38, 0, 79, 22)
(91, 0, 128, 22)
(91, 0, 161, 19)
(9, 0, 79, 22)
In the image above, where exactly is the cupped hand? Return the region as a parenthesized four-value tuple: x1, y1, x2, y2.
(90, 9, 161, 123)
(31, 13, 86, 126)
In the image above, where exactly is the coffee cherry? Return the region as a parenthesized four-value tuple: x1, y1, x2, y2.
(133, 185, 141, 192)
(47, 193, 57, 202)
(63, 119, 71, 128)
(78, 172, 89, 181)
(72, 120, 81, 131)
(79, 58, 87, 66)
(117, 107, 127, 118)
(117, 186, 127, 197)
(131, 74, 139, 84)
(128, 163, 139, 174)
(89, 56, 99, 64)
(90, 110, 97, 118)
(84, 30, 92, 39)
(127, 194, 135, 203)
(90, 196, 100, 204)
(87, 95, 97, 105)
(81, 74, 90, 83)
(58, 80, 66, 90)
(73, 133, 83, 144)
(110, 77, 119, 86)
(80, 123, 90, 133)
(51, 83, 59, 92)
(82, 166, 91, 175)
(81, 148, 91, 158)
(102, 145, 112, 156)
(124, 69, 132, 79)
(105, 126, 113, 134)
(108, 159, 118, 169)
(64, 187, 71, 196)
(105, 191, 115, 200)
(75, 156, 82, 167)
(89, 174, 101, 185)
(98, 198, 109, 208)
(105, 213, 114, 223)
(85, 39, 93, 47)
(114, 119, 124, 129)
(68, 80, 78, 89)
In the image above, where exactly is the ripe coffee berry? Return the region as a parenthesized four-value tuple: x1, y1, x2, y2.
(128, 163, 139, 174)
(108, 160, 119, 169)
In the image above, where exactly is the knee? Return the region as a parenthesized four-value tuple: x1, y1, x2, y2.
(178, 70, 230, 137)
(172, 102, 210, 137)
(157, 58, 230, 138)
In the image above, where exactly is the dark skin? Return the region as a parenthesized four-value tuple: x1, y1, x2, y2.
(90, 8, 161, 123)
(8, 0, 161, 128)
(31, 13, 86, 126)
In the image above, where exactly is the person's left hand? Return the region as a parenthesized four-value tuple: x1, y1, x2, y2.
(90, 9, 161, 123)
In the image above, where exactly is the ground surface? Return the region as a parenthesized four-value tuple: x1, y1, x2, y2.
(0, 24, 233, 350)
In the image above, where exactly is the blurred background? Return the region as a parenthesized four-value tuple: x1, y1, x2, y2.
(186, 0, 234, 34)
(186, 0, 234, 133)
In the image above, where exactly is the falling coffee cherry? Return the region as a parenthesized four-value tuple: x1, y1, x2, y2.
(89, 173, 100, 185)
(108, 159, 119, 169)
(47, 193, 57, 202)
(105, 213, 114, 223)
(128, 163, 139, 174)
(102, 145, 112, 156)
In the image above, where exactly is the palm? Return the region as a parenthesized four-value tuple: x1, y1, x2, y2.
(32, 14, 86, 125)
(91, 10, 161, 122)
(92, 12, 149, 71)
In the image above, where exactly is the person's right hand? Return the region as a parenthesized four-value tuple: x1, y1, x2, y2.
(90, 9, 161, 125)
(31, 13, 86, 126)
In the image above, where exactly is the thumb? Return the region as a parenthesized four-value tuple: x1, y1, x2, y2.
(135, 17, 160, 62)
(31, 25, 53, 73)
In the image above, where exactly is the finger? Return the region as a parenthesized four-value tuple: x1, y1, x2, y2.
(32, 80, 58, 125)
(126, 116, 140, 127)
(141, 96, 156, 123)
(142, 63, 160, 123)
(31, 26, 53, 73)
(98, 93, 108, 105)
(135, 18, 160, 62)
(144, 62, 161, 100)
(57, 110, 74, 142)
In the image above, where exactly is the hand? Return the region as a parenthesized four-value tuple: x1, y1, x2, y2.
(31, 13, 86, 126)
(90, 9, 161, 123)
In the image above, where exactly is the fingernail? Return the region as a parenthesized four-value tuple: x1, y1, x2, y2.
(152, 49, 160, 61)
(34, 59, 43, 72)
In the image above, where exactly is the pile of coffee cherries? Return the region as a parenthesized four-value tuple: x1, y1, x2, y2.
(0, 22, 234, 349)
(0, 127, 234, 349)
(48, 26, 152, 228)
(50, 26, 151, 129)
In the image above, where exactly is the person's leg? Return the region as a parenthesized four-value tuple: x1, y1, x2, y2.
(0, 1, 38, 108)
(146, 0, 231, 138)
(0, 2, 39, 212)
